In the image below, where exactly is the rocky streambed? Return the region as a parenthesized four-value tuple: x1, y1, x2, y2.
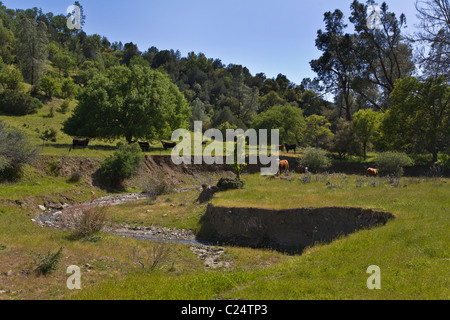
(31, 191, 231, 269)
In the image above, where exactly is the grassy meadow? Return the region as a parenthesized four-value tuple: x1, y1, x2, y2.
(3, 172, 443, 300)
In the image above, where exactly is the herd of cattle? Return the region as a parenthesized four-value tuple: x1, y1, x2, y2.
(71, 138, 379, 177)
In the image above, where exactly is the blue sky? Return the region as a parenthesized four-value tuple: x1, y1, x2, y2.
(3, 0, 421, 84)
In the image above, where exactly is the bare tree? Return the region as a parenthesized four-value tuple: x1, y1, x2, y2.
(414, 0, 450, 79)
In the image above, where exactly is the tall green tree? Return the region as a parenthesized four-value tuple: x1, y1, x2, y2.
(311, 10, 357, 121)
(0, 18, 14, 64)
(15, 16, 48, 85)
(383, 76, 450, 162)
(63, 65, 191, 143)
(352, 109, 383, 160)
(252, 104, 306, 145)
(304, 115, 334, 148)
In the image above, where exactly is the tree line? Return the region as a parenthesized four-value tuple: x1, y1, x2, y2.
(0, 0, 448, 163)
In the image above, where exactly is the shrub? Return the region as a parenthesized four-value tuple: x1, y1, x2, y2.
(47, 160, 60, 176)
(0, 89, 40, 115)
(0, 121, 38, 181)
(374, 151, 414, 177)
(61, 78, 77, 98)
(39, 73, 61, 98)
(46, 107, 55, 118)
(298, 148, 331, 173)
(100, 142, 143, 186)
(40, 128, 58, 142)
(62, 204, 110, 239)
(129, 242, 171, 271)
(143, 172, 180, 199)
(59, 99, 71, 114)
(217, 177, 245, 191)
(68, 171, 82, 183)
(0, 65, 23, 90)
(34, 247, 64, 276)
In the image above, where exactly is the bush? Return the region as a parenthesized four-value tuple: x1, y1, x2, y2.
(40, 128, 58, 142)
(374, 151, 414, 177)
(143, 172, 180, 199)
(217, 177, 245, 191)
(298, 148, 331, 173)
(0, 89, 41, 115)
(59, 99, 71, 114)
(68, 171, 82, 183)
(0, 121, 38, 181)
(47, 160, 60, 176)
(129, 242, 171, 271)
(62, 204, 110, 239)
(100, 142, 143, 186)
(34, 247, 64, 276)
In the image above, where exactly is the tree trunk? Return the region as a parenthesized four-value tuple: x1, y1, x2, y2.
(363, 142, 367, 161)
(433, 150, 438, 163)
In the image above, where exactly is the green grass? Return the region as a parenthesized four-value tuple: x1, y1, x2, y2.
(72, 173, 449, 300)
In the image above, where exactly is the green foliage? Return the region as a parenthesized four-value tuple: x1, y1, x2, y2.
(34, 247, 63, 276)
(15, 17, 47, 85)
(0, 65, 23, 90)
(47, 159, 60, 176)
(384, 76, 450, 162)
(352, 109, 383, 160)
(252, 104, 306, 144)
(58, 99, 70, 114)
(100, 142, 143, 186)
(304, 115, 334, 148)
(64, 65, 191, 143)
(0, 89, 40, 115)
(217, 177, 245, 191)
(61, 78, 77, 98)
(39, 73, 61, 98)
(41, 128, 58, 142)
(374, 151, 414, 177)
(229, 143, 247, 181)
(329, 118, 361, 159)
(0, 121, 38, 180)
(52, 52, 75, 76)
(299, 148, 332, 173)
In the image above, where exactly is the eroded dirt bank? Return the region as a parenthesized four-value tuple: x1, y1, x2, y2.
(199, 204, 395, 252)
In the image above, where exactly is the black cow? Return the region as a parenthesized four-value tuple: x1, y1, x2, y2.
(161, 141, 177, 150)
(72, 138, 90, 149)
(138, 142, 150, 152)
(285, 144, 297, 154)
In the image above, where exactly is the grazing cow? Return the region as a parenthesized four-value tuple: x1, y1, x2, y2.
(279, 160, 290, 174)
(138, 142, 150, 152)
(161, 141, 177, 150)
(295, 165, 306, 174)
(72, 138, 90, 149)
(366, 168, 379, 177)
(278, 145, 285, 152)
(285, 144, 297, 154)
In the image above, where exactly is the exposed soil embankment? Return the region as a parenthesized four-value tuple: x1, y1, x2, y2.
(199, 204, 395, 252)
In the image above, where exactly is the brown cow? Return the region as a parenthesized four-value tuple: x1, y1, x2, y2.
(366, 168, 379, 177)
(279, 160, 289, 175)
